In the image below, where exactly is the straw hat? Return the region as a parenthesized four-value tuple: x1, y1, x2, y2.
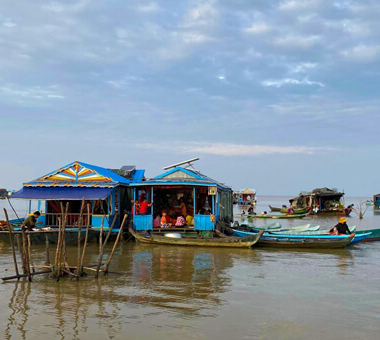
(339, 217, 347, 223)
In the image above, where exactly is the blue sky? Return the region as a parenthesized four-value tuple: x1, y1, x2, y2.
(0, 0, 379, 196)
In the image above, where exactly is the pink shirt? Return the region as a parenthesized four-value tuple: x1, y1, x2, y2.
(175, 216, 186, 226)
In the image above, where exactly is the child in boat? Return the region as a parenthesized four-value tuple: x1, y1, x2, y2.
(161, 210, 171, 228)
(175, 215, 186, 227)
(186, 214, 194, 226)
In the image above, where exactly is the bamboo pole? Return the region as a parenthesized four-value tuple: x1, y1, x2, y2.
(2, 270, 52, 281)
(20, 227, 31, 282)
(104, 214, 128, 276)
(78, 204, 91, 276)
(45, 234, 50, 265)
(75, 198, 85, 277)
(56, 203, 68, 281)
(102, 214, 118, 251)
(3, 208, 19, 280)
(95, 216, 105, 279)
(27, 235, 35, 274)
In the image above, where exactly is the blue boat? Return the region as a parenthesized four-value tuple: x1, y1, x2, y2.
(232, 228, 369, 248)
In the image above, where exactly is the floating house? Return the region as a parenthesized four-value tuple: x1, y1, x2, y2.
(11, 161, 144, 231)
(235, 188, 256, 206)
(130, 164, 233, 231)
(289, 187, 345, 213)
(373, 194, 380, 210)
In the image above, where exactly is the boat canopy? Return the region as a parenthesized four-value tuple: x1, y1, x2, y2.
(10, 187, 113, 200)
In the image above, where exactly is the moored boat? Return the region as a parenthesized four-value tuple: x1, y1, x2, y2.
(129, 228, 264, 248)
(269, 205, 307, 214)
(232, 228, 356, 248)
(248, 213, 309, 219)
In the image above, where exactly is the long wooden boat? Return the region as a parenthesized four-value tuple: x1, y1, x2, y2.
(269, 205, 307, 214)
(268, 224, 320, 234)
(242, 222, 281, 230)
(129, 228, 264, 248)
(232, 228, 355, 248)
(248, 213, 309, 219)
(0, 228, 96, 245)
(268, 225, 357, 236)
(354, 228, 380, 242)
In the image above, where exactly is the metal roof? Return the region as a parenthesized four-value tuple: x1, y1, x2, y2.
(131, 166, 231, 190)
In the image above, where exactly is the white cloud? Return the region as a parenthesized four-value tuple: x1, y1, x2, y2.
(342, 44, 380, 62)
(244, 23, 271, 35)
(274, 35, 321, 49)
(278, 0, 321, 11)
(288, 62, 317, 73)
(182, 0, 218, 28)
(2, 20, 17, 28)
(0, 84, 64, 100)
(262, 78, 324, 87)
(137, 2, 159, 12)
(137, 142, 333, 156)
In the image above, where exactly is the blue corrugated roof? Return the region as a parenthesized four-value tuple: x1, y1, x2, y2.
(25, 161, 131, 187)
(134, 167, 231, 190)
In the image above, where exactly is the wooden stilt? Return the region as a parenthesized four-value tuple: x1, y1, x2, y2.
(3, 209, 19, 280)
(104, 214, 128, 276)
(95, 216, 105, 279)
(27, 235, 35, 274)
(78, 204, 91, 276)
(75, 198, 85, 278)
(45, 234, 50, 265)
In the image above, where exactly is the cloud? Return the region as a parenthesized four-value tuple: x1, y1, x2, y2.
(278, 0, 321, 11)
(137, 2, 160, 12)
(0, 84, 65, 101)
(136, 142, 333, 156)
(274, 35, 322, 49)
(244, 23, 271, 35)
(342, 44, 380, 62)
(262, 78, 324, 87)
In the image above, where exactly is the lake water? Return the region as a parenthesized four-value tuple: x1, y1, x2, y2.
(1, 196, 380, 339)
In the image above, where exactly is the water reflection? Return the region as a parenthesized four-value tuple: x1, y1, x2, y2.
(129, 245, 235, 316)
(3, 243, 255, 339)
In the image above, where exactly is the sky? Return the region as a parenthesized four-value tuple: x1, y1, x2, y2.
(0, 0, 379, 197)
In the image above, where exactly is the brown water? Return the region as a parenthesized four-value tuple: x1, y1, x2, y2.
(1, 196, 380, 339)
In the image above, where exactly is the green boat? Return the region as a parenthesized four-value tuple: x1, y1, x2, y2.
(130, 228, 264, 248)
(269, 205, 307, 214)
(248, 213, 309, 219)
(354, 228, 380, 242)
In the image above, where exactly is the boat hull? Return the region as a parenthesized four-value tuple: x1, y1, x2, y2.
(130, 229, 264, 248)
(248, 213, 309, 219)
(232, 229, 355, 248)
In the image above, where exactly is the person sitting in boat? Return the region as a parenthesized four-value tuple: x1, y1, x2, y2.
(22, 211, 41, 231)
(260, 211, 267, 216)
(161, 210, 171, 228)
(175, 215, 186, 227)
(287, 206, 295, 215)
(153, 213, 161, 228)
(345, 204, 354, 216)
(330, 217, 351, 235)
(186, 214, 194, 226)
(248, 205, 254, 214)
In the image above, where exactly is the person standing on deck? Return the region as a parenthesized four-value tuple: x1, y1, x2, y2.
(22, 211, 41, 231)
(136, 198, 153, 215)
(330, 217, 351, 235)
(179, 198, 187, 216)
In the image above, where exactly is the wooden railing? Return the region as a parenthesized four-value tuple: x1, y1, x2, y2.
(45, 213, 92, 227)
